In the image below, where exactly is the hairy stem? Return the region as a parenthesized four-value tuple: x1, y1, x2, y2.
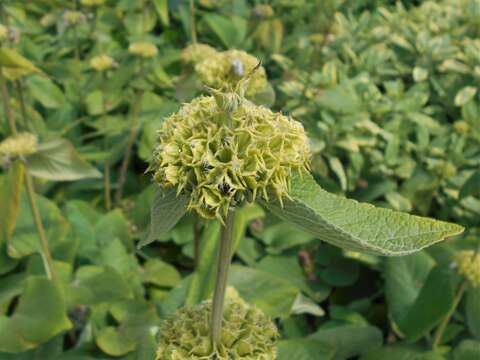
(1, 67, 56, 281)
(114, 90, 143, 207)
(432, 281, 466, 349)
(14, 80, 28, 129)
(211, 210, 235, 347)
(193, 214, 201, 269)
(101, 73, 111, 210)
(189, 0, 197, 44)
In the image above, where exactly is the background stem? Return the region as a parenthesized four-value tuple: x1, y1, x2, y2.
(189, 0, 197, 44)
(193, 214, 201, 269)
(101, 73, 111, 210)
(211, 210, 235, 347)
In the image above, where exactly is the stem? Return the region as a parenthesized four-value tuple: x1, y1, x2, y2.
(24, 169, 57, 281)
(193, 214, 201, 269)
(114, 90, 143, 207)
(189, 0, 197, 44)
(211, 210, 235, 347)
(101, 73, 111, 210)
(432, 281, 466, 349)
(1, 66, 56, 281)
(0, 66, 16, 135)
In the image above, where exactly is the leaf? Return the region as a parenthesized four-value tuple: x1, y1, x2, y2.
(413, 67, 428, 82)
(96, 327, 137, 357)
(0, 161, 24, 245)
(396, 265, 455, 341)
(277, 338, 335, 360)
(290, 293, 325, 317)
(0, 277, 72, 353)
(453, 340, 480, 360)
(0, 48, 40, 73)
(141, 259, 181, 288)
(26, 75, 65, 109)
(466, 287, 480, 339)
(262, 172, 463, 256)
(152, 0, 169, 26)
(329, 157, 347, 191)
(361, 345, 445, 360)
(460, 170, 480, 199)
(203, 14, 246, 48)
(27, 139, 101, 181)
(311, 324, 383, 360)
(454, 86, 477, 107)
(138, 187, 189, 248)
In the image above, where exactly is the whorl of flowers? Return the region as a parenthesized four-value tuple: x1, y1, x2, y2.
(181, 43, 218, 66)
(80, 0, 105, 6)
(0, 133, 38, 158)
(128, 41, 158, 58)
(63, 11, 86, 26)
(90, 55, 115, 72)
(253, 5, 274, 19)
(454, 250, 480, 287)
(195, 50, 268, 97)
(156, 288, 278, 360)
(151, 88, 310, 221)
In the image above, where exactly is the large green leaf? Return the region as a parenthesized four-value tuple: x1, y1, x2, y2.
(27, 139, 101, 181)
(277, 338, 335, 360)
(466, 287, 480, 339)
(0, 277, 71, 353)
(138, 187, 189, 248)
(262, 172, 463, 255)
(26, 75, 65, 109)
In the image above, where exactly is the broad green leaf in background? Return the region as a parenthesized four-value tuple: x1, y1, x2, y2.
(26, 75, 65, 109)
(361, 345, 445, 360)
(152, 0, 169, 26)
(0, 161, 24, 244)
(0, 277, 71, 353)
(138, 187, 189, 248)
(0, 48, 39, 73)
(310, 324, 383, 360)
(466, 287, 480, 339)
(453, 340, 480, 360)
(262, 172, 464, 256)
(454, 86, 477, 107)
(277, 338, 335, 360)
(27, 139, 101, 181)
(141, 258, 181, 288)
(460, 170, 480, 199)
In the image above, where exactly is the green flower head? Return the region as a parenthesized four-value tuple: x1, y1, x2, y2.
(181, 43, 218, 66)
(156, 288, 278, 360)
(90, 55, 115, 72)
(128, 41, 158, 58)
(0, 133, 38, 158)
(195, 50, 268, 97)
(151, 89, 310, 221)
(454, 250, 480, 288)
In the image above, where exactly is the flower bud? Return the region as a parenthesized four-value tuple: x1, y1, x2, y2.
(90, 55, 115, 72)
(181, 43, 218, 66)
(454, 250, 480, 288)
(151, 92, 310, 221)
(128, 41, 158, 58)
(0, 133, 38, 158)
(156, 288, 278, 360)
(195, 50, 268, 98)
(63, 11, 87, 26)
(453, 121, 469, 134)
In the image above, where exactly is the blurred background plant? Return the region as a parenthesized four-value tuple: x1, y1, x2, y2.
(0, 0, 478, 359)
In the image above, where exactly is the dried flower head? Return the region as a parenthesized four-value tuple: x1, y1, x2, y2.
(156, 288, 278, 360)
(253, 5, 275, 19)
(195, 50, 268, 97)
(181, 43, 218, 66)
(90, 55, 115, 72)
(63, 10, 87, 26)
(454, 250, 480, 287)
(80, 0, 105, 6)
(152, 91, 310, 220)
(0, 24, 8, 41)
(128, 41, 158, 58)
(0, 133, 38, 158)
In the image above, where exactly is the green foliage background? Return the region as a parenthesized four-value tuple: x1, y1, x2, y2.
(0, 0, 479, 359)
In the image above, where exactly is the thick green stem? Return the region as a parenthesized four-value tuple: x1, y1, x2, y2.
(189, 0, 197, 44)
(114, 90, 143, 207)
(1, 67, 56, 281)
(24, 170, 57, 281)
(432, 281, 466, 349)
(211, 210, 235, 347)
(193, 214, 201, 269)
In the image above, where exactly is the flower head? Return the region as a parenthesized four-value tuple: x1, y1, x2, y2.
(90, 55, 115, 72)
(63, 10, 87, 26)
(152, 91, 310, 220)
(0, 133, 38, 158)
(454, 250, 480, 287)
(156, 288, 278, 360)
(253, 5, 274, 19)
(195, 50, 268, 97)
(128, 41, 158, 58)
(181, 43, 218, 66)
